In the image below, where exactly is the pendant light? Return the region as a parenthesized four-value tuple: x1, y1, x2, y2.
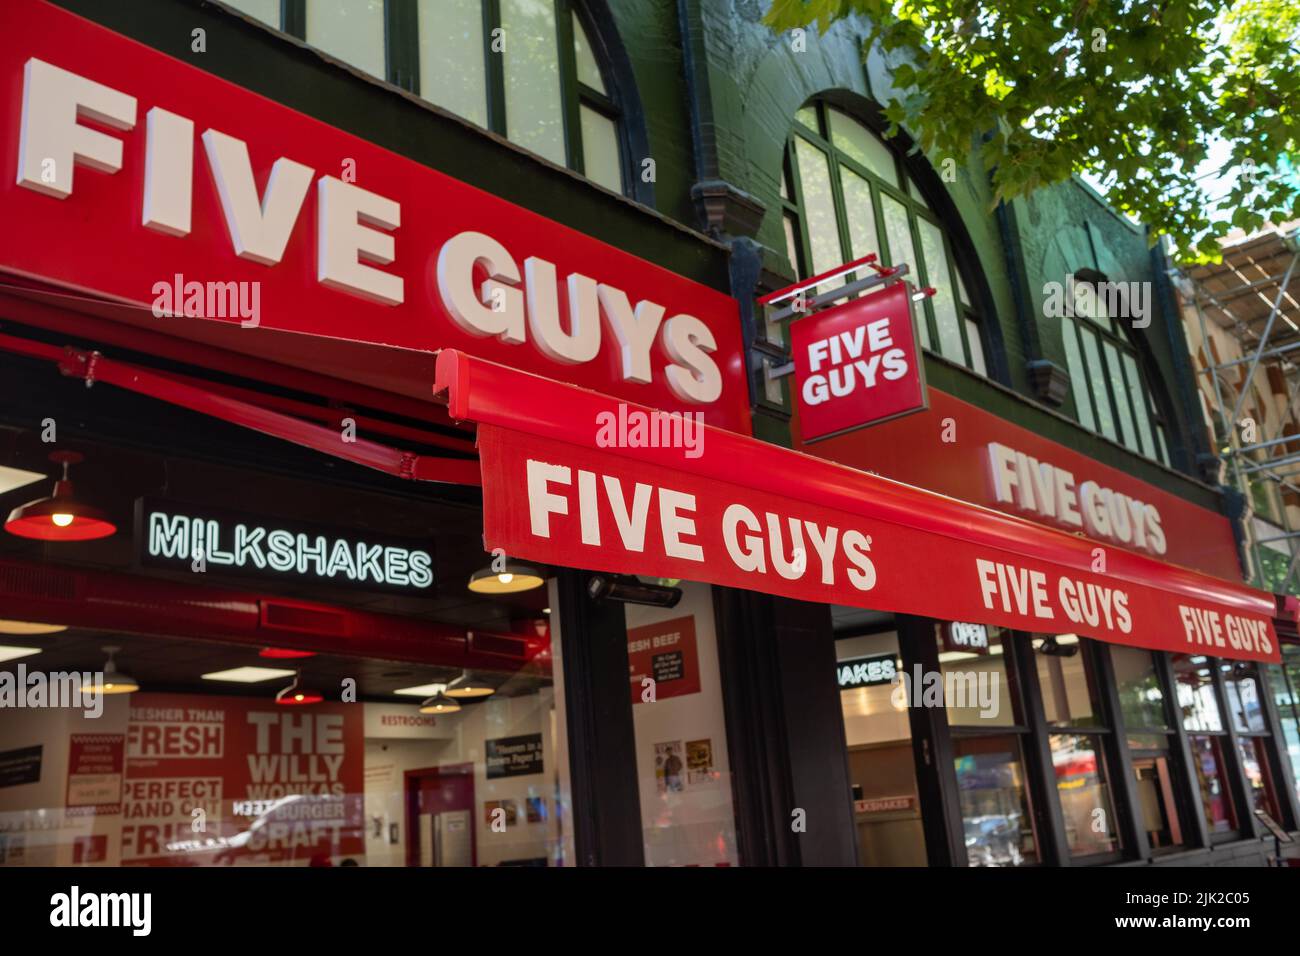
(259, 647, 317, 660)
(275, 670, 324, 706)
(5, 451, 116, 541)
(467, 560, 545, 594)
(0, 619, 67, 635)
(418, 685, 462, 715)
(444, 669, 495, 699)
(86, 645, 140, 695)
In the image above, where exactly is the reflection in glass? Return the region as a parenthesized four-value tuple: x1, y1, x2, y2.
(918, 218, 963, 363)
(580, 106, 621, 193)
(419, 0, 488, 127)
(1050, 734, 1120, 857)
(1189, 734, 1237, 834)
(1172, 654, 1224, 733)
(1221, 663, 1266, 734)
(306, 0, 386, 80)
(1126, 733, 1184, 850)
(793, 138, 842, 280)
(1112, 645, 1168, 730)
(1236, 736, 1279, 818)
(572, 12, 605, 92)
(1034, 635, 1097, 727)
(935, 625, 1013, 727)
(953, 736, 1037, 866)
(503, 0, 566, 165)
(839, 167, 879, 263)
(828, 109, 897, 185)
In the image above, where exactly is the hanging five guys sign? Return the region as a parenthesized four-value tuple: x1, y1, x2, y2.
(0, 0, 749, 433)
(791, 282, 928, 442)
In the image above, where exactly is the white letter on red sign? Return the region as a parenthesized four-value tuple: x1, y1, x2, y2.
(317, 176, 403, 305)
(17, 58, 136, 199)
(201, 129, 313, 266)
(142, 108, 194, 236)
(437, 231, 525, 343)
(526, 460, 571, 537)
(597, 285, 665, 385)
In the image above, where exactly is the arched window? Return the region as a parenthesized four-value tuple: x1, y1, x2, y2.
(780, 101, 987, 375)
(223, 0, 626, 194)
(1060, 276, 1172, 465)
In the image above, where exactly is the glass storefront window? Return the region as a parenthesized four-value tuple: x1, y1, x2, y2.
(1172, 654, 1223, 733)
(836, 623, 926, 866)
(1033, 635, 1098, 727)
(1111, 645, 1169, 730)
(0, 442, 572, 868)
(1235, 736, 1280, 820)
(1049, 733, 1120, 857)
(1268, 650, 1300, 806)
(1221, 662, 1266, 734)
(1188, 734, 1238, 836)
(952, 735, 1037, 866)
(935, 623, 1015, 727)
(624, 581, 739, 867)
(1125, 732, 1185, 850)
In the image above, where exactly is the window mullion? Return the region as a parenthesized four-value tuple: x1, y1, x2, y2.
(282, 0, 306, 38)
(555, 0, 584, 173)
(483, 0, 507, 136)
(385, 0, 420, 93)
(785, 141, 814, 281)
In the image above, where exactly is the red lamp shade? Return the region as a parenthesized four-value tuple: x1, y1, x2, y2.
(5, 480, 117, 541)
(5, 452, 115, 542)
(259, 647, 318, 660)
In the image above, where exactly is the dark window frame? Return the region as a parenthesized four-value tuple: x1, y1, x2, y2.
(268, 0, 629, 194)
(780, 100, 987, 375)
(1061, 270, 1172, 466)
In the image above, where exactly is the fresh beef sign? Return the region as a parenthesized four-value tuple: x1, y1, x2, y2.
(0, 0, 750, 433)
(791, 282, 927, 442)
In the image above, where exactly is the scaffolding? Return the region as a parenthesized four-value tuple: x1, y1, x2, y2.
(1187, 223, 1300, 594)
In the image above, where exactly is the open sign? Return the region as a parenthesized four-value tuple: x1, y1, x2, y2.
(791, 282, 927, 441)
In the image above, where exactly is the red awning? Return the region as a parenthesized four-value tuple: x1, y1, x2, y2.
(434, 349, 1280, 663)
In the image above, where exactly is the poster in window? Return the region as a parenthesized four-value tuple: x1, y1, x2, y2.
(119, 692, 364, 865)
(629, 616, 701, 704)
(65, 734, 124, 815)
(484, 799, 518, 828)
(685, 738, 716, 787)
(655, 740, 685, 794)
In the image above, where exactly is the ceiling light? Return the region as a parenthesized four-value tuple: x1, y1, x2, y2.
(468, 561, 545, 594)
(275, 670, 323, 706)
(418, 686, 462, 715)
(0, 464, 45, 496)
(258, 647, 317, 660)
(393, 683, 450, 697)
(445, 670, 495, 699)
(0, 619, 66, 635)
(83, 645, 139, 695)
(4, 451, 115, 541)
(202, 666, 297, 683)
(0, 645, 41, 663)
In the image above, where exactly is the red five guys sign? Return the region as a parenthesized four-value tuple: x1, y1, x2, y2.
(437, 351, 1280, 663)
(0, 0, 750, 433)
(791, 282, 927, 442)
